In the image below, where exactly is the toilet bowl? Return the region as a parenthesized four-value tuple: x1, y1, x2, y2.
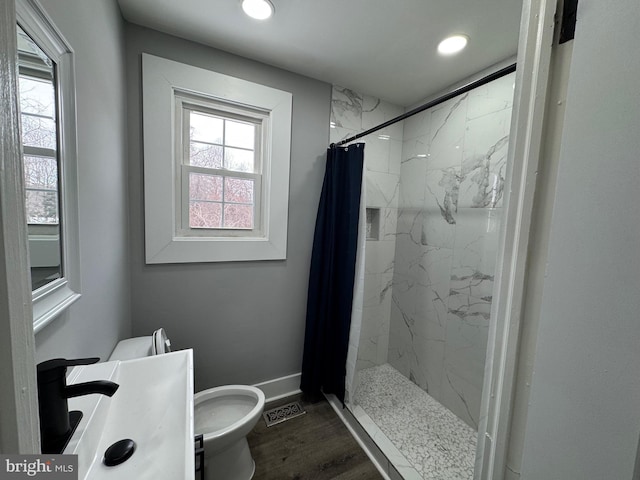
(194, 385, 265, 480)
(109, 330, 265, 480)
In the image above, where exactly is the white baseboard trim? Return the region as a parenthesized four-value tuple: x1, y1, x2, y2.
(252, 372, 302, 403)
(325, 393, 392, 480)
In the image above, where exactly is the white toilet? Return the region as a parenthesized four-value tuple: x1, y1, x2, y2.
(194, 385, 264, 480)
(109, 330, 265, 480)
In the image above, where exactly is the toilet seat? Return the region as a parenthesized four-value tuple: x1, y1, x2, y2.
(152, 328, 171, 355)
(194, 385, 265, 451)
(194, 385, 265, 480)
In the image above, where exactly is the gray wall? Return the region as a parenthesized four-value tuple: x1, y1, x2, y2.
(125, 24, 331, 391)
(35, 0, 131, 362)
(519, 0, 640, 478)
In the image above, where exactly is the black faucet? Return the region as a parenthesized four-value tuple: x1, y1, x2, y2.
(37, 358, 120, 454)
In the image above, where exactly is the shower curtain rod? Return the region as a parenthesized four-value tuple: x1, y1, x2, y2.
(330, 63, 517, 148)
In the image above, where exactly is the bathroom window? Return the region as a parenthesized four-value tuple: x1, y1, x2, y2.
(19, 72, 59, 226)
(142, 54, 292, 264)
(176, 96, 266, 238)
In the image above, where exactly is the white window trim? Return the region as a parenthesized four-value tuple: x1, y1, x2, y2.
(17, 0, 81, 334)
(142, 53, 292, 264)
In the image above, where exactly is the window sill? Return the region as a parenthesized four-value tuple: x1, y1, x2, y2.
(146, 235, 287, 264)
(33, 279, 81, 334)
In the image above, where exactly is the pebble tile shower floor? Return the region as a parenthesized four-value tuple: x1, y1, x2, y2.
(354, 364, 477, 479)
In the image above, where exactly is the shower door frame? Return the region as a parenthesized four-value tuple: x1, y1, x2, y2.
(475, 0, 558, 478)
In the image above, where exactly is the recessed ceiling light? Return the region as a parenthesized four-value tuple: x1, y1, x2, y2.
(437, 35, 469, 55)
(242, 0, 274, 20)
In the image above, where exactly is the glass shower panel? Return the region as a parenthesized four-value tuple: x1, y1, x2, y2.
(334, 71, 516, 480)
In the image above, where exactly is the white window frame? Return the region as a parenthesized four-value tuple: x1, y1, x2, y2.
(175, 94, 266, 237)
(17, 0, 81, 334)
(142, 53, 292, 264)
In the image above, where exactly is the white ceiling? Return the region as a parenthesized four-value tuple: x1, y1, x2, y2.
(117, 0, 522, 107)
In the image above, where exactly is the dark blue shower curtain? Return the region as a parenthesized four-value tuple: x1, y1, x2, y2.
(300, 143, 364, 404)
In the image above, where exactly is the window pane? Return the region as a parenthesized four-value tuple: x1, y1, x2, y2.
(189, 142, 223, 168)
(224, 177, 254, 204)
(224, 147, 254, 172)
(223, 204, 253, 229)
(190, 201, 222, 228)
(189, 173, 222, 201)
(190, 112, 223, 144)
(225, 120, 255, 149)
(19, 76, 55, 117)
(25, 190, 58, 224)
(21, 114, 56, 149)
(23, 156, 58, 189)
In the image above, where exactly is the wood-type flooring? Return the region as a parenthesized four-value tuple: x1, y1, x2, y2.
(247, 394, 385, 480)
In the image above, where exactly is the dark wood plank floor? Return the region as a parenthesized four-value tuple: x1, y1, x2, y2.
(247, 394, 385, 480)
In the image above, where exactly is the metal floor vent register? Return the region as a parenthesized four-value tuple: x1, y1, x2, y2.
(262, 402, 306, 427)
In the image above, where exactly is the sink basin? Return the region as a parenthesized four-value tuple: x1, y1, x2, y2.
(64, 350, 194, 479)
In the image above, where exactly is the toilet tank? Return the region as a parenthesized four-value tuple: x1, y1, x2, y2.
(108, 337, 153, 361)
(108, 329, 171, 361)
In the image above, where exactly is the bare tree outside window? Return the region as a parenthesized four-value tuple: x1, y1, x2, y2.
(186, 110, 257, 230)
(19, 74, 59, 225)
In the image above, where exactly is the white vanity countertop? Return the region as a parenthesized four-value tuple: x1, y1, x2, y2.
(65, 350, 195, 480)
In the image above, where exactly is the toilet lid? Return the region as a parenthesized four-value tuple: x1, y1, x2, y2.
(152, 328, 171, 355)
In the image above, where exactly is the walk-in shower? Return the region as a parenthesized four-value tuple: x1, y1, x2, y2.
(331, 66, 516, 479)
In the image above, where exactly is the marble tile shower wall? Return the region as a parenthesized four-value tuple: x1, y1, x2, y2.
(388, 72, 516, 429)
(330, 86, 404, 373)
